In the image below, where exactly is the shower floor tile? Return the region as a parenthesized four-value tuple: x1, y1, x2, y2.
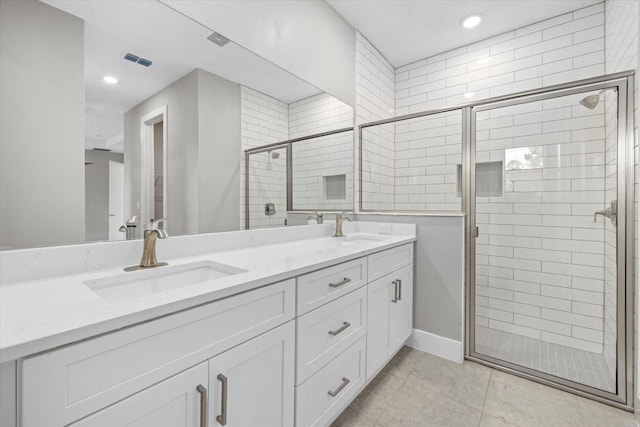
(475, 326, 615, 393)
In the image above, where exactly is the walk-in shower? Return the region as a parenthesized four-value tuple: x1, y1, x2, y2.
(244, 127, 354, 229)
(358, 71, 635, 409)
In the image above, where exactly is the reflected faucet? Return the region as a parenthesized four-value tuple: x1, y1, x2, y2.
(333, 213, 352, 238)
(307, 213, 324, 224)
(124, 218, 168, 271)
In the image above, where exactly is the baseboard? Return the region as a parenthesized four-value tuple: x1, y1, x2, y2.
(406, 328, 464, 363)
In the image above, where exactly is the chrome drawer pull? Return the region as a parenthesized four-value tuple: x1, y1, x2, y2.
(328, 377, 350, 397)
(391, 280, 398, 303)
(216, 374, 228, 426)
(397, 279, 402, 301)
(196, 385, 208, 427)
(329, 277, 351, 288)
(328, 321, 351, 336)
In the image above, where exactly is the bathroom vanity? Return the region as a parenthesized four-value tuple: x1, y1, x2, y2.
(0, 222, 415, 427)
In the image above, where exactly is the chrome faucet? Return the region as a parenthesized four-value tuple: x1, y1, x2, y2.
(333, 213, 352, 238)
(124, 218, 168, 271)
(307, 212, 324, 224)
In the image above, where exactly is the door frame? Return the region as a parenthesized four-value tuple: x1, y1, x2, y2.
(140, 106, 168, 232)
(463, 74, 635, 409)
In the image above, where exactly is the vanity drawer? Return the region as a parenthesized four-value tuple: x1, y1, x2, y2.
(20, 279, 295, 427)
(367, 243, 413, 282)
(296, 286, 366, 384)
(295, 337, 366, 427)
(297, 257, 367, 315)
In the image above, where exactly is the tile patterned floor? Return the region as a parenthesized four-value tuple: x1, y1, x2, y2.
(331, 347, 639, 427)
(475, 326, 615, 393)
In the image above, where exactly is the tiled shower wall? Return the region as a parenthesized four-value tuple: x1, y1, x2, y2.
(241, 89, 353, 227)
(604, 0, 639, 401)
(290, 93, 353, 211)
(240, 86, 288, 228)
(393, 3, 606, 218)
(356, 32, 396, 211)
(474, 94, 609, 354)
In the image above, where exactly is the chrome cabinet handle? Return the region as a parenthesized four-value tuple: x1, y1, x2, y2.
(391, 280, 398, 303)
(328, 321, 351, 336)
(328, 377, 350, 397)
(397, 279, 402, 301)
(216, 374, 228, 426)
(196, 385, 208, 427)
(329, 277, 351, 288)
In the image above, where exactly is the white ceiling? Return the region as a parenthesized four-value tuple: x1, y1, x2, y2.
(327, 0, 602, 67)
(42, 1, 321, 152)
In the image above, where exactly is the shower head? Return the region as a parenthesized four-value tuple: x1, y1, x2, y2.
(578, 89, 610, 110)
(579, 93, 601, 110)
(269, 151, 280, 160)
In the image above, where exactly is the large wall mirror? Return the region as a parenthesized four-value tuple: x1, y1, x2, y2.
(0, 0, 354, 250)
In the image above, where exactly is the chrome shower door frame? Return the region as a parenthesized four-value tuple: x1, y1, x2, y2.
(464, 73, 635, 410)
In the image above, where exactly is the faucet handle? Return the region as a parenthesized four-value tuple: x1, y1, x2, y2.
(147, 218, 167, 230)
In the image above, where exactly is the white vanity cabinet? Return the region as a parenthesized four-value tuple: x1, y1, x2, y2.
(13, 239, 415, 427)
(366, 249, 414, 380)
(20, 279, 295, 427)
(70, 362, 209, 427)
(207, 321, 295, 427)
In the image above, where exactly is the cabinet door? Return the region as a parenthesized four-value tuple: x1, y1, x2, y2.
(208, 321, 295, 427)
(366, 275, 391, 380)
(389, 264, 413, 351)
(70, 362, 208, 427)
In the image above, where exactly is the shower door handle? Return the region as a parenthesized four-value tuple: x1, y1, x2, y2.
(593, 200, 617, 226)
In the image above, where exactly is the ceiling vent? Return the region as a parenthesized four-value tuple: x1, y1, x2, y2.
(207, 32, 230, 47)
(124, 52, 153, 67)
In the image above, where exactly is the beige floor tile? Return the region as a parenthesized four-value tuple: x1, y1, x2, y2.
(410, 351, 492, 410)
(378, 346, 423, 380)
(347, 369, 406, 420)
(576, 396, 638, 427)
(376, 380, 482, 427)
(483, 370, 582, 427)
(479, 413, 520, 427)
(331, 407, 380, 427)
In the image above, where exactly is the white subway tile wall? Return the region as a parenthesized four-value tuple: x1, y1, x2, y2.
(356, 32, 396, 211)
(241, 89, 354, 227)
(240, 87, 288, 229)
(604, 0, 639, 402)
(474, 90, 611, 361)
(290, 93, 354, 211)
(377, 3, 614, 359)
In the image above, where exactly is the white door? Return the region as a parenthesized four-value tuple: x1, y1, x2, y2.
(209, 321, 295, 427)
(389, 265, 413, 351)
(366, 275, 391, 380)
(70, 362, 208, 427)
(108, 160, 124, 241)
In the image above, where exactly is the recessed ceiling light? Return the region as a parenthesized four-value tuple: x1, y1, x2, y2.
(462, 14, 482, 29)
(103, 76, 118, 84)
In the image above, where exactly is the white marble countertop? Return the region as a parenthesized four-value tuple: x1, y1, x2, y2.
(0, 222, 415, 363)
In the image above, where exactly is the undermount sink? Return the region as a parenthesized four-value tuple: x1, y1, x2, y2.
(84, 260, 247, 302)
(340, 234, 391, 242)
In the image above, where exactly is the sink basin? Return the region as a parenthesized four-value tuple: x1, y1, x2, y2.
(340, 234, 391, 242)
(84, 261, 247, 302)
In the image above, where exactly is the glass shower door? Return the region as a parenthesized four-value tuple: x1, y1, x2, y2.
(245, 146, 288, 229)
(469, 82, 629, 401)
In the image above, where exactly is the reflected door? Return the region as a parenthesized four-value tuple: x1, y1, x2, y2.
(108, 160, 124, 241)
(469, 82, 630, 403)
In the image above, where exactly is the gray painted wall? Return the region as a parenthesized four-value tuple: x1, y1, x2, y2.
(125, 70, 199, 236)
(85, 150, 124, 242)
(124, 69, 240, 236)
(197, 69, 241, 232)
(0, 0, 85, 250)
(355, 214, 465, 341)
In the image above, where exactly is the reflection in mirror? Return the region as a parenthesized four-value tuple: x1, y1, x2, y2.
(0, 0, 353, 250)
